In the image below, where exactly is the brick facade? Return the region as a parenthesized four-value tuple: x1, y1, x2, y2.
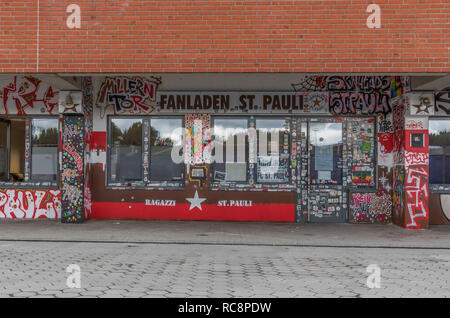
(0, 0, 449, 73)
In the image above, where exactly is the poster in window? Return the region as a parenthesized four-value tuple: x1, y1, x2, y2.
(257, 156, 288, 183)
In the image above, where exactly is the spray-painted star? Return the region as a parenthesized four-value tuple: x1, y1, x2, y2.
(186, 190, 206, 211)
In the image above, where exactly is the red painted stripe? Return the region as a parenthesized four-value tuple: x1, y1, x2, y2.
(91, 202, 295, 222)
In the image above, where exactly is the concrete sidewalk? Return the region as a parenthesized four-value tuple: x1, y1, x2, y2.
(0, 219, 449, 248)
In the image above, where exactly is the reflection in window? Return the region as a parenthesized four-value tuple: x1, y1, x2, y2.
(429, 119, 450, 184)
(31, 118, 58, 182)
(212, 119, 248, 182)
(110, 118, 143, 183)
(150, 118, 183, 181)
(309, 122, 343, 185)
(256, 119, 290, 183)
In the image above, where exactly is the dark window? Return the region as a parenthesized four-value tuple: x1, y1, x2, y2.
(110, 118, 143, 183)
(429, 119, 450, 184)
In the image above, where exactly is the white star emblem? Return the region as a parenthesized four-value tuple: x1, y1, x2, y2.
(186, 190, 206, 211)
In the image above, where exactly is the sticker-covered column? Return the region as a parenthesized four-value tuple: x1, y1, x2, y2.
(402, 93, 433, 229)
(61, 115, 85, 223)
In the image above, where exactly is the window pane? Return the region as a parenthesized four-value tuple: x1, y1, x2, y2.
(256, 119, 290, 183)
(429, 155, 443, 184)
(0, 121, 8, 181)
(429, 119, 450, 184)
(150, 118, 183, 181)
(110, 118, 143, 183)
(212, 119, 248, 182)
(309, 122, 343, 185)
(31, 118, 58, 182)
(9, 120, 25, 182)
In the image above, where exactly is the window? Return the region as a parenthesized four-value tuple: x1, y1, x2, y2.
(31, 118, 58, 182)
(108, 117, 184, 186)
(212, 118, 248, 182)
(0, 117, 58, 184)
(109, 118, 143, 183)
(429, 119, 450, 184)
(150, 118, 183, 181)
(309, 122, 343, 185)
(256, 118, 290, 183)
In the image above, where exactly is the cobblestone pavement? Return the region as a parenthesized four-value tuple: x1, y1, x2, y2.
(0, 241, 449, 298)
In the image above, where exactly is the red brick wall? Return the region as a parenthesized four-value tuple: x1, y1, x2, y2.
(0, 0, 449, 73)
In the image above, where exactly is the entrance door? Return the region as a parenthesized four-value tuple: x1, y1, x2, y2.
(296, 118, 347, 223)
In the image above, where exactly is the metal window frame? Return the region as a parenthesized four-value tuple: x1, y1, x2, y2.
(429, 117, 450, 185)
(211, 116, 250, 184)
(29, 116, 60, 184)
(148, 116, 185, 182)
(254, 116, 292, 185)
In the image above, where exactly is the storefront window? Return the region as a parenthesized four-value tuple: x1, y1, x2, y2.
(110, 118, 143, 183)
(212, 118, 248, 182)
(429, 119, 450, 184)
(108, 117, 184, 185)
(31, 118, 58, 182)
(150, 118, 183, 181)
(256, 118, 290, 183)
(309, 122, 343, 185)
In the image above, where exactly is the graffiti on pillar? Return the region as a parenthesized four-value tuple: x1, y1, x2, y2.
(350, 192, 392, 224)
(435, 91, 450, 115)
(405, 166, 429, 229)
(82, 77, 93, 218)
(405, 152, 429, 167)
(62, 115, 84, 223)
(96, 76, 162, 117)
(0, 189, 61, 218)
(1, 76, 58, 115)
(392, 165, 405, 222)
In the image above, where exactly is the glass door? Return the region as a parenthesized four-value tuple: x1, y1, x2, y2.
(308, 119, 346, 222)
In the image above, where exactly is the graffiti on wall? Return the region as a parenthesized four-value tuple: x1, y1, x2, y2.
(350, 192, 392, 224)
(0, 189, 61, 218)
(1, 76, 58, 115)
(408, 93, 435, 115)
(62, 115, 84, 223)
(292, 76, 408, 96)
(96, 76, 162, 117)
(405, 166, 429, 229)
(435, 91, 450, 115)
(330, 91, 391, 115)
